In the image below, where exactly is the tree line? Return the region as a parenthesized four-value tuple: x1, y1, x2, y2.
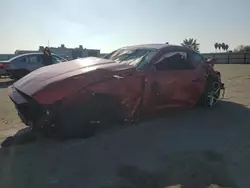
(180, 38, 250, 53)
(214, 43, 229, 52)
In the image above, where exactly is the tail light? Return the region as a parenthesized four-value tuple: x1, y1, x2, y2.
(0, 63, 9, 68)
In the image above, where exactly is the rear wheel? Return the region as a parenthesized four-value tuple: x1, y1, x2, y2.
(201, 77, 221, 108)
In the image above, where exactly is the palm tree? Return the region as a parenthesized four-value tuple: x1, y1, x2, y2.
(181, 38, 200, 52)
(214, 43, 219, 52)
(234, 45, 250, 52)
(218, 43, 222, 52)
(225, 44, 229, 52)
(221, 43, 226, 51)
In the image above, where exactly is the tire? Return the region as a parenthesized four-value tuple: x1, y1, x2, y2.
(201, 76, 221, 108)
(56, 95, 123, 139)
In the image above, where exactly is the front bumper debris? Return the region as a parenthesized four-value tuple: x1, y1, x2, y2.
(9, 85, 48, 128)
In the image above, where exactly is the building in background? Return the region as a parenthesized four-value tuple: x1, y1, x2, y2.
(38, 44, 100, 60)
(87, 49, 100, 57)
(1, 44, 101, 61)
(15, 50, 39, 55)
(0, 54, 15, 61)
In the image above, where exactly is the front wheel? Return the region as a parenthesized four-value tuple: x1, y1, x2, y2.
(201, 78, 222, 108)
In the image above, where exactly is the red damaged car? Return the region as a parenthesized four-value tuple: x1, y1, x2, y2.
(8, 44, 225, 137)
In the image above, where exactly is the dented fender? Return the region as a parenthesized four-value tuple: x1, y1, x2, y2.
(86, 73, 146, 118)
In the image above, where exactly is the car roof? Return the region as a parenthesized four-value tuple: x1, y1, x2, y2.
(120, 43, 184, 50)
(9, 52, 63, 61)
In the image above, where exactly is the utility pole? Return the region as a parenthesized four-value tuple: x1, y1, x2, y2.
(48, 40, 50, 47)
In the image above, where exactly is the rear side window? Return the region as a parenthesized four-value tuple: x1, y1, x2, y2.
(52, 55, 64, 63)
(28, 55, 42, 63)
(189, 52, 204, 67)
(154, 51, 194, 71)
(19, 57, 29, 62)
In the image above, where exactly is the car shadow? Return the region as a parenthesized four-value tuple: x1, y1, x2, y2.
(0, 79, 15, 88)
(109, 150, 236, 188)
(0, 100, 249, 187)
(0, 127, 36, 147)
(1, 100, 250, 147)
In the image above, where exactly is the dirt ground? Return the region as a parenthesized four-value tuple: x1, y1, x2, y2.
(0, 79, 24, 141)
(0, 65, 250, 188)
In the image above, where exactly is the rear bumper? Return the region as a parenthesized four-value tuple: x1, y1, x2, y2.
(5, 69, 15, 75)
(0, 68, 8, 76)
(5, 69, 30, 78)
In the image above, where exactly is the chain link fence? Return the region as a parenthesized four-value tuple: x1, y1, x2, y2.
(202, 52, 250, 64)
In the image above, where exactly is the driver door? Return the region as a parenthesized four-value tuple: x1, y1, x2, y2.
(26, 54, 44, 71)
(143, 51, 206, 114)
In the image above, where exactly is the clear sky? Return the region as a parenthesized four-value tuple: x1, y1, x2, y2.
(0, 0, 250, 53)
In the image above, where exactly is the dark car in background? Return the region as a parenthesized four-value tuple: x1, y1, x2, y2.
(1, 52, 67, 79)
(0, 61, 9, 77)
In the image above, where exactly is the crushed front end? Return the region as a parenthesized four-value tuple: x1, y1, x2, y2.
(215, 71, 225, 99)
(8, 85, 56, 132)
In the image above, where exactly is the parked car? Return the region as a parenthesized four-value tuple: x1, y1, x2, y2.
(4, 52, 67, 79)
(8, 44, 225, 137)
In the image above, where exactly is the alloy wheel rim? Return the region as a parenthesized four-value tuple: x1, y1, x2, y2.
(207, 82, 220, 108)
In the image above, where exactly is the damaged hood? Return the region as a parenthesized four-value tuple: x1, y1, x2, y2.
(13, 57, 135, 97)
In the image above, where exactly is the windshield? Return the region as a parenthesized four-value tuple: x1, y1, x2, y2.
(104, 48, 158, 68)
(52, 55, 67, 63)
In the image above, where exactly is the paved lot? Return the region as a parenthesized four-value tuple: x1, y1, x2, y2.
(0, 65, 250, 188)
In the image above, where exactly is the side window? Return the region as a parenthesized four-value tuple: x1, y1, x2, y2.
(20, 57, 29, 63)
(28, 55, 42, 63)
(52, 55, 64, 63)
(189, 52, 204, 67)
(154, 52, 194, 71)
(137, 50, 158, 70)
